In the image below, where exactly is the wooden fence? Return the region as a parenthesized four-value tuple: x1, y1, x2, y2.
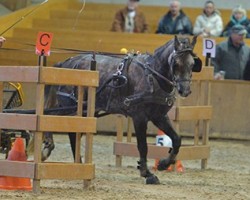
(0, 62, 99, 193)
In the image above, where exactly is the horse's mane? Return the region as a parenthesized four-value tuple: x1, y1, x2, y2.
(153, 38, 175, 60)
(153, 36, 196, 65)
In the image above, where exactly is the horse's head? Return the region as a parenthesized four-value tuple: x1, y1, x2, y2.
(170, 35, 202, 97)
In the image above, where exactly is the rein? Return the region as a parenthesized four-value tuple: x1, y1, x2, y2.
(133, 48, 194, 88)
(0, 39, 126, 57)
(147, 64, 175, 86)
(0, 0, 48, 35)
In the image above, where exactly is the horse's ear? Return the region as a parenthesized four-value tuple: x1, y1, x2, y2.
(174, 35, 181, 51)
(191, 35, 198, 49)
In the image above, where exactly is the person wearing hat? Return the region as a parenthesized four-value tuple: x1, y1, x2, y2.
(212, 24, 250, 80)
(155, 0, 192, 35)
(221, 5, 250, 38)
(111, 0, 149, 33)
(0, 36, 6, 47)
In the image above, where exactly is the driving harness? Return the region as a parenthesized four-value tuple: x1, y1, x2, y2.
(56, 53, 177, 112)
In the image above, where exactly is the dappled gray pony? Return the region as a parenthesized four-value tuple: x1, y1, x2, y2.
(41, 35, 202, 184)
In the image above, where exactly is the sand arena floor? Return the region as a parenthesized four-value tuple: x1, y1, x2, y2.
(0, 134, 249, 200)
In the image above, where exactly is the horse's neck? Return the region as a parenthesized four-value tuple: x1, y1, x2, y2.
(151, 54, 174, 93)
(152, 52, 171, 78)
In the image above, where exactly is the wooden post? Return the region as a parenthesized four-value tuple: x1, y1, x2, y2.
(194, 81, 201, 145)
(0, 82, 3, 151)
(201, 80, 211, 169)
(75, 86, 84, 163)
(84, 86, 95, 188)
(84, 54, 96, 188)
(33, 54, 46, 193)
(126, 117, 133, 142)
(116, 115, 124, 167)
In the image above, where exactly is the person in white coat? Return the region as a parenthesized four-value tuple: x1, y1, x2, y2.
(193, 1, 223, 37)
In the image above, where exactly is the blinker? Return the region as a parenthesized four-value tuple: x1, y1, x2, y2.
(192, 57, 202, 72)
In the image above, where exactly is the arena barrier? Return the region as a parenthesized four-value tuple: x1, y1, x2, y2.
(114, 66, 214, 169)
(0, 62, 99, 193)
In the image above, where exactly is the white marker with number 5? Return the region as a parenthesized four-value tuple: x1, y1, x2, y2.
(156, 134, 172, 148)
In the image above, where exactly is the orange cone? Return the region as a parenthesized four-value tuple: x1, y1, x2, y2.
(0, 138, 32, 191)
(153, 130, 184, 172)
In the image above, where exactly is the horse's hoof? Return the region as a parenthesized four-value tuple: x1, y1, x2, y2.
(146, 175, 160, 185)
(42, 143, 55, 161)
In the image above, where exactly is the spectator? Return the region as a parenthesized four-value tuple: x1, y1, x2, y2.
(212, 24, 250, 80)
(0, 36, 6, 47)
(155, 0, 192, 35)
(111, 0, 148, 33)
(221, 5, 250, 38)
(193, 1, 223, 37)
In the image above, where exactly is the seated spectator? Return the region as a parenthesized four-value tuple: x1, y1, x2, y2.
(193, 1, 223, 37)
(111, 0, 148, 33)
(221, 5, 250, 38)
(212, 25, 250, 80)
(155, 0, 192, 35)
(0, 36, 6, 47)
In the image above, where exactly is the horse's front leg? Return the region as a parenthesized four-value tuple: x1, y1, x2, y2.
(133, 117, 160, 184)
(151, 114, 181, 171)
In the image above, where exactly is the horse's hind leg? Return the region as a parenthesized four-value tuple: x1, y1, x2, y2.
(68, 132, 82, 163)
(133, 117, 160, 184)
(42, 132, 55, 161)
(41, 85, 58, 161)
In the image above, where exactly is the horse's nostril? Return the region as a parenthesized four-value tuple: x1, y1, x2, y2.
(179, 89, 191, 97)
(185, 90, 191, 97)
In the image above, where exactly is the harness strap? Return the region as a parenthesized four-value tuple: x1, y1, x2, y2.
(103, 54, 135, 111)
(123, 74, 176, 107)
(133, 59, 175, 87)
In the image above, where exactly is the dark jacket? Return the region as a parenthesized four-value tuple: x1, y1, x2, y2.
(111, 7, 149, 33)
(156, 10, 193, 35)
(243, 58, 250, 80)
(211, 37, 250, 80)
(221, 15, 250, 38)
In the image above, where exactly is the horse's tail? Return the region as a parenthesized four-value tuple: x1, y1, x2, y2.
(44, 85, 59, 109)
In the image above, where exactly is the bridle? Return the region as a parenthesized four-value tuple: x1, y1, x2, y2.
(167, 48, 194, 85)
